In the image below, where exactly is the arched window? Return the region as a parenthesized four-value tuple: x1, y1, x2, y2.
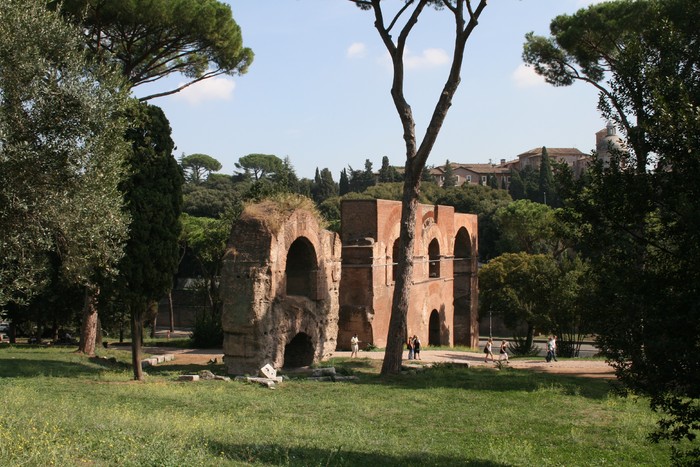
(453, 227, 473, 346)
(428, 238, 440, 278)
(429, 310, 441, 346)
(392, 238, 401, 281)
(286, 237, 317, 298)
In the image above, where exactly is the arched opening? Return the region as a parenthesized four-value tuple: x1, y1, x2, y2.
(283, 332, 314, 368)
(428, 238, 440, 278)
(429, 310, 441, 346)
(392, 238, 400, 282)
(286, 237, 317, 298)
(453, 227, 473, 346)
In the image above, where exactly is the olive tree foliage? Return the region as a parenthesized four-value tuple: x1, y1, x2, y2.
(179, 213, 230, 347)
(478, 253, 559, 352)
(494, 199, 562, 256)
(0, 0, 131, 307)
(525, 0, 700, 459)
(49, 0, 254, 101)
(350, 0, 488, 375)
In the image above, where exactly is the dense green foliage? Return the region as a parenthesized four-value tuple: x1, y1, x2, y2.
(0, 0, 131, 306)
(436, 184, 512, 260)
(494, 199, 559, 255)
(479, 253, 559, 351)
(116, 103, 183, 379)
(0, 347, 672, 465)
(526, 0, 700, 459)
(442, 160, 458, 188)
(180, 153, 222, 184)
(50, 0, 254, 101)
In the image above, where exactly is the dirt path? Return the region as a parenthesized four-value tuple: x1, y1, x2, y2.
(147, 347, 615, 379)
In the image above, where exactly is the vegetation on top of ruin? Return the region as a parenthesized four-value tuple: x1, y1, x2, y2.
(241, 193, 326, 236)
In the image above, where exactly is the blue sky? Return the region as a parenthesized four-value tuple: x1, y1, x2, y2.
(134, 0, 608, 180)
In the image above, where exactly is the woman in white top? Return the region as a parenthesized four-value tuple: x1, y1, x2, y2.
(350, 334, 359, 358)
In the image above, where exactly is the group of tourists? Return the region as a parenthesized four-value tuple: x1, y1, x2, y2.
(406, 335, 422, 360)
(349, 333, 558, 363)
(484, 336, 558, 363)
(483, 338, 509, 363)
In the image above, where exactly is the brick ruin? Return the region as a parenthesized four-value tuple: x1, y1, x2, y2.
(220, 198, 478, 374)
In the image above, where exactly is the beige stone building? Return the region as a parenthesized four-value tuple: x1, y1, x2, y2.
(430, 163, 511, 188)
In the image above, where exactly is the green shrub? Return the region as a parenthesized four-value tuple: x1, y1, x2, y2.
(190, 312, 223, 348)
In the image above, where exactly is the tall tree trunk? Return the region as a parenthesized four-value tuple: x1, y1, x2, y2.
(168, 289, 175, 333)
(96, 317, 103, 347)
(381, 183, 420, 375)
(77, 287, 99, 356)
(150, 315, 157, 339)
(366, 0, 488, 375)
(526, 322, 535, 351)
(131, 305, 144, 381)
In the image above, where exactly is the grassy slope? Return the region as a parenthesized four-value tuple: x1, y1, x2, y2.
(0, 346, 670, 466)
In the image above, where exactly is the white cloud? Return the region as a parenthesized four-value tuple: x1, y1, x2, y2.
(174, 76, 236, 105)
(405, 48, 450, 70)
(512, 63, 546, 88)
(347, 42, 366, 59)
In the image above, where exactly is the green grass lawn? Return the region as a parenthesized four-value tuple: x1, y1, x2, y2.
(0, 345, 672, 466)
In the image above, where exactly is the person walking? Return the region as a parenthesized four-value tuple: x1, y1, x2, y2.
(546, 335, 558, 362)
(406, 336, 414, 360)
(484, 338, 494, 363)
(350, 334, 360, 358)
(499, 340, 509, 362)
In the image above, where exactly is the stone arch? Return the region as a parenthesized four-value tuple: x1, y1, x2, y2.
(453, 227, 473, 346)
(286, 236, 317, 298)
(429, 309, 441, 346)
(428, 238, 441, 278)
(283, 332, 315, 368)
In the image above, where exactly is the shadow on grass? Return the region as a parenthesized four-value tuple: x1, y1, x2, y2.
(0, 354, 130, 378)
(207, 441, 510, 467)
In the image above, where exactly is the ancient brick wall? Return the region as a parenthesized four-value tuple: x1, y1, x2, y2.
(338, 199, 479, 350)
(220, 198, 478, 375)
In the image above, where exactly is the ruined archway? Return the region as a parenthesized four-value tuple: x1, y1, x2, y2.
(220, 198, 341, 375)
(283, 332, 315, 368)
(429, 309, 441, 346)
(286, 237, 317, 298)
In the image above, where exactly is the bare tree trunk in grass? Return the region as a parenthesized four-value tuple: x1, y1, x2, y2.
(77, 287, 99, 356)
(352, 0, 489, 374)
(131, 305, 144, 381)
(168, 289, 175, 333)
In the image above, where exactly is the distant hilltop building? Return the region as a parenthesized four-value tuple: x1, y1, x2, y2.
(430, 126, 624, 187)
(594, 122, 625, 168)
